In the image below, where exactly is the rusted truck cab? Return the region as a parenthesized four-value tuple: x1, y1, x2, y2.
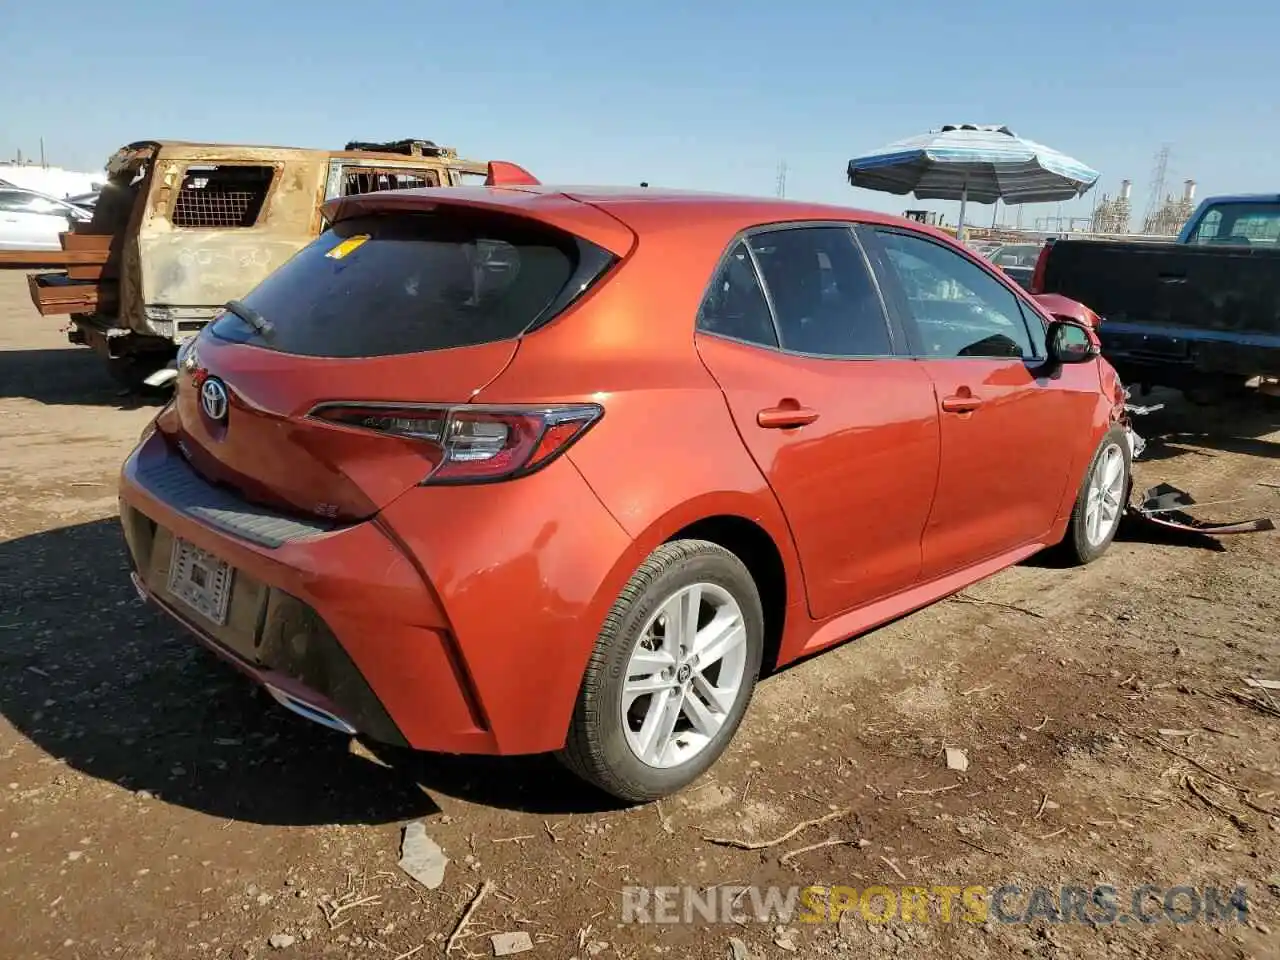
(22, 139, 490, 387)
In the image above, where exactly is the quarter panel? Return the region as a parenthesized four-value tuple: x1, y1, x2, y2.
(378, 458, 635, 754)
(477, 217, 808, 612)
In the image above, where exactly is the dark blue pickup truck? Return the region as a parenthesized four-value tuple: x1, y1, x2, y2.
(1031, 193, 1280, 401)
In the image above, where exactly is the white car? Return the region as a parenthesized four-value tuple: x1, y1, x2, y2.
(0, 186, 92, 250)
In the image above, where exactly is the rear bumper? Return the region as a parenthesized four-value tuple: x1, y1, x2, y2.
(118, 432, 635, 755)
(120, 434, 494, 753)
(1100, 321, 1280, 383)
(127, 569, 361, 738)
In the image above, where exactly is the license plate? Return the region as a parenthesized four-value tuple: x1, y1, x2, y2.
(166, 538, 233, 625)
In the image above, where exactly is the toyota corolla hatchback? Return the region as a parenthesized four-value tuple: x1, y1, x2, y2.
(118, 182, 1131, 802)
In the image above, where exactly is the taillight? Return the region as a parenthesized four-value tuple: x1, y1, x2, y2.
(1029, 241, 1052, 294)
(309, 403, 602, 484)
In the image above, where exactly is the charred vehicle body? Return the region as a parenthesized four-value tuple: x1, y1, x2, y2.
(1, 139, 495, 388)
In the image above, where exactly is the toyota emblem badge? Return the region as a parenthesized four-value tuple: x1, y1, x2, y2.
(200, 377, 229, 423)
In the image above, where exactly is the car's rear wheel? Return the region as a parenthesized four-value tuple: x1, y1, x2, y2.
(1059, 425, 1131, 564)
(558, 540, 764, 802)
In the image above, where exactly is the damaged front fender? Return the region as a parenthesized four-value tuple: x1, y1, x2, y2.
(1118, 384, 1275, 537)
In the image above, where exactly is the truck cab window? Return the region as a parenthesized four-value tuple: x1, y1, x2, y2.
(1187, 203, 1280, 246)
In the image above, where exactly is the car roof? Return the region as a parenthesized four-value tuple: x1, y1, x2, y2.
(0, 183, 76, 203)
(324, 184, 957, 256)
(1194, 193, 1280, 205)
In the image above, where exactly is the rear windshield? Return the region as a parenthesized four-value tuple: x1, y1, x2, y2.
(1186, 202, 1280, 246)
(209, 212, 613, 357)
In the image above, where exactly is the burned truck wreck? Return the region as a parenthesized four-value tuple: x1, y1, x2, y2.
(1, 138, 494, 388)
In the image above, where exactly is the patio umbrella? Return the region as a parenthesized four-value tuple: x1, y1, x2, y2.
(847, 124, 1099, 241)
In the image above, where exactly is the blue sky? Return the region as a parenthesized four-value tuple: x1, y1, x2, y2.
(5, 1, 1275, 226)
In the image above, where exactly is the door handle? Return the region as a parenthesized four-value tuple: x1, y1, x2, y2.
(757, 403, 819, 429)
(940, 394, 982, 413)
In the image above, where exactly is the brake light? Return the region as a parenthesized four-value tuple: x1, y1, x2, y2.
(1029, 240, 1052, 294)
(309, 403, 602, 483)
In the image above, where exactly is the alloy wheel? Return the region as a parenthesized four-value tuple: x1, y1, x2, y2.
(620, 582, 749, 768)
(1085, 443, 1126, 547)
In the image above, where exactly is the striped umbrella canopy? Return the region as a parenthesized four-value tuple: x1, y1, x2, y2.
(847, 124, 1099, 238)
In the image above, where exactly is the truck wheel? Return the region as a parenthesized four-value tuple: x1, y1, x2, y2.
(106, 353, 175, 394)
(106, 356, 152, 393)
(557, 540, 764, 803)
(1059, 425, 1131, 565)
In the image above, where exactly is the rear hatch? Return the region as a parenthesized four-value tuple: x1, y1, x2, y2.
(161, 202, 624, 522)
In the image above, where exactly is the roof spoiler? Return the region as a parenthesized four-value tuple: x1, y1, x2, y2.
(485, 161, 540, 187)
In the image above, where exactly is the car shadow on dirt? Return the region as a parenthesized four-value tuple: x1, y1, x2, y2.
(1130, 392, 1280, 462)
(0, 518, 617, 825)
(0, 348, 166, 409)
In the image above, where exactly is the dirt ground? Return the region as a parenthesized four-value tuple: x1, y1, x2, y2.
(1, 270, 1278, 960)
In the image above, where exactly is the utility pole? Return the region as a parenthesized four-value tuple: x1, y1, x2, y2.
(39, 138, 46, 168)
(775, 160, 787, 199)
(1144, 144, 1170, 228)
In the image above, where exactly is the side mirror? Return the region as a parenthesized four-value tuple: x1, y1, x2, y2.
(1046, 319, 1099, 365)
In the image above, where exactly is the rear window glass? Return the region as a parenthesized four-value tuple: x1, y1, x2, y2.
(1187, 202, 1280, 246)
(209, 212, 610, 357)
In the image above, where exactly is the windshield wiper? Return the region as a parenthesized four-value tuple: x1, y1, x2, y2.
(224, 299, 273, 337)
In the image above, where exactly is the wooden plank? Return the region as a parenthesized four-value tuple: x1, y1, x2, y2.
(66, 262, 119, 281)
(0, 249, 112, 268)
(59, 232, 115, 252)
(26, 273, 118, 316)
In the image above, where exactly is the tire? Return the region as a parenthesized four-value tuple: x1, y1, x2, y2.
(557, 539, 764, 803)
(106, 353, 174, 395)
(106, 356, 152, 393)
(1057, 425, 1131, 565)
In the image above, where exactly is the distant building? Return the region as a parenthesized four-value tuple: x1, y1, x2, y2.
(903, 209, 942, 227)
(1090, 179, 1133, 235)
(1142, 180, 1198, 236)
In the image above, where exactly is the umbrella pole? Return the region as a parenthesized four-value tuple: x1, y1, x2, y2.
(956, 182, 968, 243)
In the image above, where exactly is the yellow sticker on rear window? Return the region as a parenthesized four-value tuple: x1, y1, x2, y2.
(326, 234, 369, 260)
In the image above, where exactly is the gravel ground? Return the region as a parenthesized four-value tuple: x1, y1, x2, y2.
(1, 271, 1278, 960)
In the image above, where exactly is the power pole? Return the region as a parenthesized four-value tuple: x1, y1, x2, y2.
(775, 160, 788, 199)
(1144, 144, 1170, 228)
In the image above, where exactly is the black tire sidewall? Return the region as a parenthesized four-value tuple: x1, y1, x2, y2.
(575, 542, 764, 800)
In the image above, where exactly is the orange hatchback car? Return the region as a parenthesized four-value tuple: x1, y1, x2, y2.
(119, 183, 1131, 801)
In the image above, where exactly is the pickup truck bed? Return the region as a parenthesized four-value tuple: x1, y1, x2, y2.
(1036, 239, 1280, 393)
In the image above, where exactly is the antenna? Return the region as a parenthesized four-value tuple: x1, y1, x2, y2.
(775, 160, 788, 199)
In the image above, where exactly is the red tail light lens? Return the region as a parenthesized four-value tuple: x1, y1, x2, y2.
(309, 403, 603, 484)
(1029, 241, 1052, 294)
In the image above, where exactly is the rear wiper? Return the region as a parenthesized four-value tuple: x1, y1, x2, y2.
(224, 299, 273, 337)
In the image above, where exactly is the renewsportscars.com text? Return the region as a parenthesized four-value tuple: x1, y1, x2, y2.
(620, 883, 1250, 926)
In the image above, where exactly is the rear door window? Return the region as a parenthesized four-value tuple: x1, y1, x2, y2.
(748, 226, 894, 358)
(209, 212, 615, 357)
(171, 164, 275, 228)
(696, 242, 779, 347)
